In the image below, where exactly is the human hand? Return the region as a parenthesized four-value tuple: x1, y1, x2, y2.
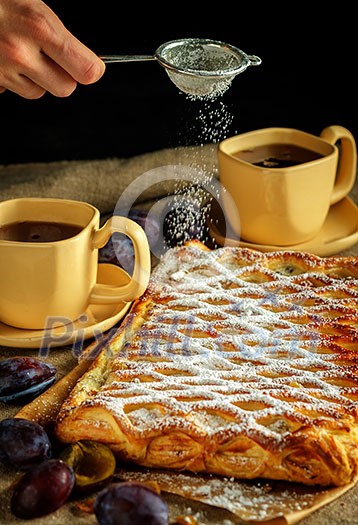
(0, 0, 105, 98)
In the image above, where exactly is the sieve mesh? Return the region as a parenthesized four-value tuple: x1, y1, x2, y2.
(156, 39, 257, 99)
(160, 41, 243, 74)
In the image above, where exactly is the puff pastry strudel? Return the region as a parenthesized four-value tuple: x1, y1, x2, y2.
(55, 241, 358, 486)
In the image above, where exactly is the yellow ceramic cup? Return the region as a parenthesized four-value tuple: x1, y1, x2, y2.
(0, 198, 151, 329)
(218, 125, 357, 245)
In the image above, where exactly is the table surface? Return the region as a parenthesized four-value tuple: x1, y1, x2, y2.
(0, 158, 357, 525)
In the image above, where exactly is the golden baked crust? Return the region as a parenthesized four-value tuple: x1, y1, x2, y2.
(55, 240, 358, 486)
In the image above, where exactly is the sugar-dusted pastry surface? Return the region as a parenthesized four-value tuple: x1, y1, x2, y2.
(55, 240, 358, 486)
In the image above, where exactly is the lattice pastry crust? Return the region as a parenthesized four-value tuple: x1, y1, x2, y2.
(55, 241, 358, 486)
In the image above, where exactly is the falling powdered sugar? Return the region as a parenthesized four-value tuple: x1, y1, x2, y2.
(162, 98, 235, 250)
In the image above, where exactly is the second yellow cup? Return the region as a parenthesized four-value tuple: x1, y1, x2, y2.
(218, 125, 356, 246)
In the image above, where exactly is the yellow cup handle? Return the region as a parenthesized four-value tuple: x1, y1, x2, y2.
(320, 125, 357, 205)
(90, 216, 151, 304)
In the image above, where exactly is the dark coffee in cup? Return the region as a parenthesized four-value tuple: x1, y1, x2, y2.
(233, 143, 323, 168)
(0, 221, 82, 242)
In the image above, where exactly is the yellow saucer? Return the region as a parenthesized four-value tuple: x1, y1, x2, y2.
(208, 197, 358, 256)
(0, 264, 132, 349)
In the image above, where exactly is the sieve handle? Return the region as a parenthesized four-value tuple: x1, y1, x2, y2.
(247, 55, 262, 66)
(100, 55, 156, 63)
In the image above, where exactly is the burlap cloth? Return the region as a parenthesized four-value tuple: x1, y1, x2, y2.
(0, 144, 357, 524)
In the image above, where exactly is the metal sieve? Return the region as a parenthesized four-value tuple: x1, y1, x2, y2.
(100, 38, 261, 98)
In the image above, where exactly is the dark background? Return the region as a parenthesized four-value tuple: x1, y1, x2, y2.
(0, 3, 356, 165)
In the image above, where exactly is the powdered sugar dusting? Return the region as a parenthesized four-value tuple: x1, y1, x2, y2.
(87, 245, 358, 444)
(117, 466, 334, 522)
